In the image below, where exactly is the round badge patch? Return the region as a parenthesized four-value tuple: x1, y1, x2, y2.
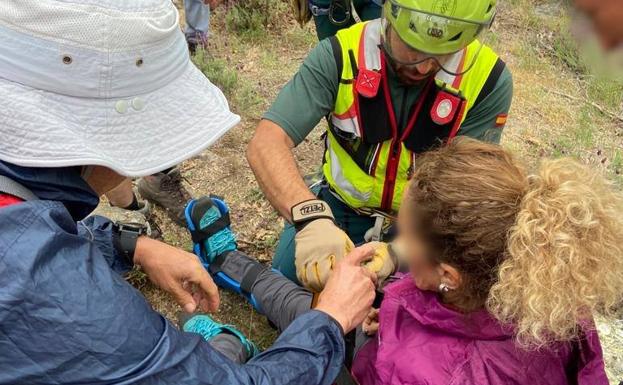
(436, 99, 453, 119)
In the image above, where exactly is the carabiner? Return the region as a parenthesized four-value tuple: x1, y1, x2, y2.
(328, 0, 351, 26)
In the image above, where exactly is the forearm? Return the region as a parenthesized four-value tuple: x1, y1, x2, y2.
(247, 119, 316, 222)
(134, 235, 156, 265)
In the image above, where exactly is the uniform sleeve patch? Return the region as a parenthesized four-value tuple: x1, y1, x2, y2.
(495, 113, 508, 128)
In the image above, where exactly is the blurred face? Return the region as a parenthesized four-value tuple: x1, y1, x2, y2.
(394, 197, 463, 296)
(384, 27, 453, 86)
(574, 0, 623, 50)
(394, 199, 443, 291)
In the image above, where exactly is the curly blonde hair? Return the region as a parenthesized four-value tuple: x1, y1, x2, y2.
(407, 137, 623, 347)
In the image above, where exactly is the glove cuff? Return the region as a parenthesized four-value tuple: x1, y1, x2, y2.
(291, 199, 335, 230)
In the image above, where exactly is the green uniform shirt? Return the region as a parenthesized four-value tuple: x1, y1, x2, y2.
(264, 38, 513, 146)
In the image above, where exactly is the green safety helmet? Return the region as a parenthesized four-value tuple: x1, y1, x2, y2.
(383, 0, 497, 56)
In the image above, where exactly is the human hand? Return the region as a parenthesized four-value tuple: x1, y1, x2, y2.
(294, 218, 355, 292)
(314, 245, 377, 333)
(134, 237, 220, 313)
(362, 308, 380, 336)
(362, 242, 397, 286)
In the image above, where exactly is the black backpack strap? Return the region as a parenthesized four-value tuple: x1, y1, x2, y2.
(208, 250, 266, 296)
(472, 57, 506, 107)
(0, 175, 37, 201)
(329, 35, 350, 85)
(239, 261, 267, 294)
(188, 196, 231, 243)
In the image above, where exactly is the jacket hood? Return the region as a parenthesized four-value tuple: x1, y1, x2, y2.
(384, 277, 514, 341)
(0, 161, 99, 220)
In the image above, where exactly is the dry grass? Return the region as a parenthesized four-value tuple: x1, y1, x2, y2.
(109, 0, 623, 381)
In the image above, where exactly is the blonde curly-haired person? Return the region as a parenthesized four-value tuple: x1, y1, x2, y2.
(198, 137, 623, 384)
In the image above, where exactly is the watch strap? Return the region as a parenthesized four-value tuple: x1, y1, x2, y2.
(291, 199, 335, 228)
(113, 223, 146, 265)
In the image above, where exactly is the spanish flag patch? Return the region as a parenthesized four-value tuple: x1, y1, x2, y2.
(495, 113, 508, 128)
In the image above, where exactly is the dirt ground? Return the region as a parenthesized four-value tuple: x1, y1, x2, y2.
(112, 0, 623, 383)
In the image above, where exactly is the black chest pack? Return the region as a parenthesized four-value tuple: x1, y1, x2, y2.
(354, 64, 466, 154)
(329, 37, 467, 152)
(327, 36, 506, 173)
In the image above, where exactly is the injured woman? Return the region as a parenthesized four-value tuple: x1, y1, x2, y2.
(182, 137, 622, 385)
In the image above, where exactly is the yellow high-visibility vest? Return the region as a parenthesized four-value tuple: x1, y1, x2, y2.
(323, 19, 504, 212)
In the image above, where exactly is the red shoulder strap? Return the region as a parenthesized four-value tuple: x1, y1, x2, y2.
(0, 193, 23, 208)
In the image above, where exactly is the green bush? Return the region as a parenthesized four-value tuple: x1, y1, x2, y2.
(226, 0, 269, 39)
(224, 0, 290, 40)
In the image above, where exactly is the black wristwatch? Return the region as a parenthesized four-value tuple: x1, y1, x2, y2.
(112, 222, 148, 266)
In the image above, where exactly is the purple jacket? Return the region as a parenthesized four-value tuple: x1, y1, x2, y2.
(352, 277, 609, 385)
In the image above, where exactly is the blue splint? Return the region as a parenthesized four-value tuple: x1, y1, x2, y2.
(184, 196, 262, 312)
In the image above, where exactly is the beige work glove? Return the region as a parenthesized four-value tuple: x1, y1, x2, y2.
(293, 200, 399, 291)
(293, 200, 354, 292)
(290, 0, 312, 27)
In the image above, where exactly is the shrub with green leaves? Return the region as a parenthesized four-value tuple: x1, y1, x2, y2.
(224, 0, 289, 40)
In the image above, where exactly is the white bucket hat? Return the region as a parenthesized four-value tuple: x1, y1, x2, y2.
(0, 0, 240, 177)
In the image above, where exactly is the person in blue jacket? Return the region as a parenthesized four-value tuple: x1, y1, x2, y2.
(0, 0, 376, 384)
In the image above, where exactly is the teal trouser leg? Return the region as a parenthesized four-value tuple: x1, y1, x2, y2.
(311, 0, 382, 40)
(272, 185, 376, 284)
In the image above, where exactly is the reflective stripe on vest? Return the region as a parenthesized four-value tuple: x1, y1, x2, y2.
(323, 19, 501, 212)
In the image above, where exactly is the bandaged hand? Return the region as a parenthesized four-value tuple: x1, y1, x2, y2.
(315, 245, 377, 333)
(362, 242, 397, 285)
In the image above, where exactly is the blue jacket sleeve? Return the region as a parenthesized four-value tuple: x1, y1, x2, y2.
(0, 202, 344, 385)
(77, 214, 133, 274)
(147, 311, 345, 385)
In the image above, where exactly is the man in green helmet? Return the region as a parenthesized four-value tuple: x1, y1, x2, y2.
(248, 0, 513, 291)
